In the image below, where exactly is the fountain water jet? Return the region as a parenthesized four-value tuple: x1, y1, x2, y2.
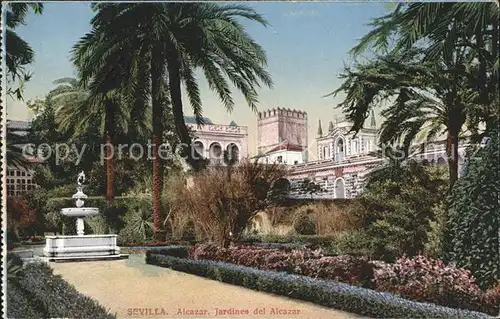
(43, 172, 128, 261)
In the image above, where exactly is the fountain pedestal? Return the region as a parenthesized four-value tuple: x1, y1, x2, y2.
(43, 172, 128, 262)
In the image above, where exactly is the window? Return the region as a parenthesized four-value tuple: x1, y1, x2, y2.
(352, 140, 358, 154)
(336, 139, 345, 162)
(27, 185, 33, 191)
(294, 160, 299, 165)
(276, 156, 283, 163)
(16, 171, 21, 176)
(21, 179, 26, 184)
(21, 185, 26, 191)
(21, 171, 26, 176)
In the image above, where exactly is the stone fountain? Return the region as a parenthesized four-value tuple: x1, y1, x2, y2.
(44, 172, 127, 261)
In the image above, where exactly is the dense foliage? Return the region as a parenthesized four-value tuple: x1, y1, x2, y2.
(359, 161, 448, 261)
(445, 130, 500, 289)
(168, 161, 287, 247)
(6, 197, 37, 238)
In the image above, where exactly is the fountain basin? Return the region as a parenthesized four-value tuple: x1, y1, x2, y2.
(61, 207, 99, 217)
(43, 234, 127, 261)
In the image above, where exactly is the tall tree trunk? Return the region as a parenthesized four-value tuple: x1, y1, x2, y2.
(490, 17, 499, 129)
(446, 131, 459, 186)
(105, 102, 115, 201)
(166, 54, 205, 171)
(491, 17, 498, 90)
(151, 48, 165, 239)
(476, 29, 489, 105)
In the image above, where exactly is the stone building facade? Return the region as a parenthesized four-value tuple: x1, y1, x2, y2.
(185, 116, 248, 166)
(256, 108, 308, 164)
(288, 113, 382, 198)
(256, 110, 468, 199)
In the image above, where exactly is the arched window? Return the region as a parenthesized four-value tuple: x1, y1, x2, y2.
(209, 142, 222, 165)
(437, 157, 446, 165)
(193, 141, 204, 160)
(224, 143, 239, 165)
(335, 138, 345, 162)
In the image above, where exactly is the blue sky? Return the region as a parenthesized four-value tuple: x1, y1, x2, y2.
(6, 2, 391, 154)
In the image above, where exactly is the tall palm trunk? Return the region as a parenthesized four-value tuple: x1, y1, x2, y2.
(151, 47, 165, 238)
(446, 131, 459, 186)
(476, 29, 489, 105)
(167, 54, 205, 171)
(105, 101, 115, 201)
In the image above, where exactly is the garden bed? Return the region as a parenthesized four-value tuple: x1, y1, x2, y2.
(7, 255, 116, 318)
(146, 251, 489, 318)
(147, 245, 499, 317)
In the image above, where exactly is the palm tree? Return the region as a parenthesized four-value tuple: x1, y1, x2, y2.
(5, 130, 30, 169)
(53, 77, 150, 201)
(5, 3, 43, 100)
(74, 3, 272, 237)
(5, 3, 43, 171)
(330, 48, 473, 185)
(350, 2, 499, 134)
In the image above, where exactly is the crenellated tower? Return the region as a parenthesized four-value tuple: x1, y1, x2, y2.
(257, 108, 308, 161)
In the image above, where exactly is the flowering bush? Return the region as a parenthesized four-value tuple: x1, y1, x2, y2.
(147, 252, 490, 318)
(7, 197, 37, 236)
(372, 255, 489, 313)
(295, 255, 375, 287)
(190, 244, 323, 272)
(190, 244, 373, 286)
(158, 246, 498, 315)
(482, 282, 500, 315)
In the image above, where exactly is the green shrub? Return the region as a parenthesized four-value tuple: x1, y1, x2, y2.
(359, 161, 447, 262)
(146, 253, 489, 318)
(118, 206, 154, 244)
(424, 203, 447, 259)
(7, 261, 116, 318)
(332, 230, 373, 256)
(445, 130, 500, 289)
(169, 162, 287, 247)
(44, 195, 151, 236)
(86, 215, 109, 235)
(7, 281, 44, 319)
(293, 214, 316, 235)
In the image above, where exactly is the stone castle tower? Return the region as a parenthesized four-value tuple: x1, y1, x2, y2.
(257, 108, 308, 161)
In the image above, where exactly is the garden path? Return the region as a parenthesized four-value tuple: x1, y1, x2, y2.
(51, 254, 359, 319)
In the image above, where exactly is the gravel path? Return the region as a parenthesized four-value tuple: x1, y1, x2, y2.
(51, 255, 358, 319)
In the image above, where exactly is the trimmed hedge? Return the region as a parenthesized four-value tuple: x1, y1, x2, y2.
(149, 245, 190, 258)
(7, 262, 116, 318)
(146, 252, 489, 318)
